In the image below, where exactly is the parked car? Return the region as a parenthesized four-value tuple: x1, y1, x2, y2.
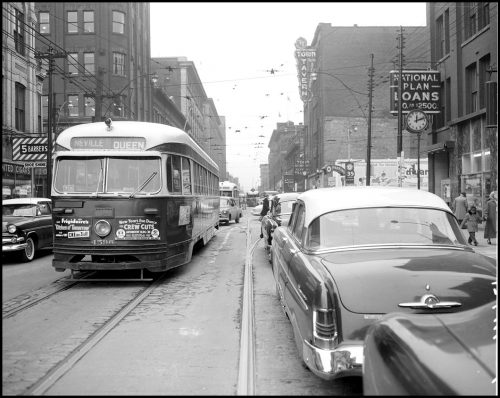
(260, 192, 301, 253)
(363, 297, 496, 395)
(251, 204, 263, 216)
(219, 196, 240, 224)
(2, 198, 53, 262)
(271, 186, 496, 380)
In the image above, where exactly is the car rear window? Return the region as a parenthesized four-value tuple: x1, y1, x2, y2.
(305, 207, 467, 249)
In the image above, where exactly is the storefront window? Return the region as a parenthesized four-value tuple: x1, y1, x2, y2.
(462, 174, 483, 215)
(2, 162, 34, 199)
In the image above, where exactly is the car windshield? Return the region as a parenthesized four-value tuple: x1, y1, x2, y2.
(305, 207, 468, 249)
(220, 198, 229, 207)
(54, 156, 161, 194)
(276, 200, 295, 215)
(3, 204, 38, 217)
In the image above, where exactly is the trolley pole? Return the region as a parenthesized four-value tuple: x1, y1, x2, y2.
(35, 47, 66, 197)
(366, 53, 374, 186)
(397, 27, 405, 187)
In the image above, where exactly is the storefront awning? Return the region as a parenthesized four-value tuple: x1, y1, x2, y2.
(424, 141, 455, 154)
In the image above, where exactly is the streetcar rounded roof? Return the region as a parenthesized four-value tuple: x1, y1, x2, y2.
(56, 121, 218, 170)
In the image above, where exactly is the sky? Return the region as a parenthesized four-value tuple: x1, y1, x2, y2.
(150, 2, 427, 191)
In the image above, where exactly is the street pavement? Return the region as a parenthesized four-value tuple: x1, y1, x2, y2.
(469, 224, 497, 261)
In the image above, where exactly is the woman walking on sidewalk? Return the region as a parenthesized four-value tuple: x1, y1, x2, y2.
(461, 206, 482, 246)
(483, 191, 497, 245)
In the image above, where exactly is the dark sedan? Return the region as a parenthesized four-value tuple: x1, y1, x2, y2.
(260, 192, 301, 257)
(2, 198, 53, 262)
(271, 187, 496, 380)
(363, 296, 497, 395)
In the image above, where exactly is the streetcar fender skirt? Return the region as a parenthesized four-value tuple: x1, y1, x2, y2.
(301, 340, 363, 380)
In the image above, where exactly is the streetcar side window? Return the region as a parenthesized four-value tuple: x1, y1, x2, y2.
(181, 157, 192, 195)
(166, 155, 182, 194)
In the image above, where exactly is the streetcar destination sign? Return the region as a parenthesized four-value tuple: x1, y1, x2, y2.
(390, 70, 441, 114)
(70, 137, 146, 150)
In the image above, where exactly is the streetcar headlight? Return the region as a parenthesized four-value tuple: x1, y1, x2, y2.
(94, 220, 111, 238)
(7, 224, 17, 234)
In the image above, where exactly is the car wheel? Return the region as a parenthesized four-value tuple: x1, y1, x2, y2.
(235, 215, 240, 223)
(260, 229, 263, 238)
(20, 236, 36, 262)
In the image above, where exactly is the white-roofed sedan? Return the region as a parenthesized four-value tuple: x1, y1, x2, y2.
(270, 186, 496, 380)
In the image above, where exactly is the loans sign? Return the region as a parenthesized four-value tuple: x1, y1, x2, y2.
(390, 70, 441, 114)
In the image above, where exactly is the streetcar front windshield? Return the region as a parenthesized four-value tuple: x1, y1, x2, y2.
(54, 156, 161, 194)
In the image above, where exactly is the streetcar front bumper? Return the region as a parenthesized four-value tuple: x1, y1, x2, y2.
(302, 340, 363, 380)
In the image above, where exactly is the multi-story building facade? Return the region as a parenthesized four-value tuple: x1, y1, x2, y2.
(427, 2, 497, 211)
(34, 3, 153, 131)
(268, 121, 304, 191)
(2, 2, 45, 198)
(151, 56, 226, 179)
(259, 163, 269, 192)
(300, 24, 429, 189)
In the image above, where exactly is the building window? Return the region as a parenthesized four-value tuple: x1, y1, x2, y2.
(445, 77, 451, 122)
(444, 9, 450, 54)
(38, 93, 42, 133)
(436, 14, 445, 59)
(83, 52, 94, 75)
(113, 52, 125, 75)
(39, 11, 50, 34)
(67, 11, 78, 33)
(83, 11, 94, 33)
(112, 11, 125, 34)
(68, 95, 79, 117)
(68, 53, 79, 75)
(14, 9, 25, 55)
(466, 62, 478, 114)
(42, 95, 48, 128)
(464, 2, 490, 40)
(479, 54, 491, 109)
(479, 2, 490, 30)
(84, 96, 95, 117)
(15, 83, 26, 131)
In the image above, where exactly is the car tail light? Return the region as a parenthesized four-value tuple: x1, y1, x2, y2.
(313, 308, 337, 349)
(94, 220, 111, 238)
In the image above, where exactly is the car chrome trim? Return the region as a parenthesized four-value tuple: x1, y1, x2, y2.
(399, 294, 462, 309)
(280, 263, 308, 310)
(2, 243, 28, 252)
(302, 340, 363, 380)
(306, 243, 470, 255)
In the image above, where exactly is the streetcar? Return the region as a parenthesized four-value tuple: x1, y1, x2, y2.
(246, 190, 260, 207)
(51, 119, 219, 276)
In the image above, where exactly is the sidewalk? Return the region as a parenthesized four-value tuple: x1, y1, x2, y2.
(467, 224, 497, 262)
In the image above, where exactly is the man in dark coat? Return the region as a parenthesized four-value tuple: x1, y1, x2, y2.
(259, 194, 270, 220)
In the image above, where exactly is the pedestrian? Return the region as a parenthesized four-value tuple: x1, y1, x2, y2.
(453, 192, 468, 225)
(483, 191, 497, 245)
(460, 206, 482, 246)
(259, 194, 270, 221)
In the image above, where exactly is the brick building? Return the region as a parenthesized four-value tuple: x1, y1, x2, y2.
(427, 2, 497, 211)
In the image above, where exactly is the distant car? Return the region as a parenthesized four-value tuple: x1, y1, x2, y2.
(252, 204, 263, 216)
(219, 196, 240, 224)
(2, 198, 53, 262)
(363, 297, 497, 395)
(260, 192, 301, 253)
(271, 187, 496, 380)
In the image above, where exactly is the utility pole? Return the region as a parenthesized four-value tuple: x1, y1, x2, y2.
(366, 53, 374, 186)
(397, 27, 405, 187)
(35, 46, 66, 197)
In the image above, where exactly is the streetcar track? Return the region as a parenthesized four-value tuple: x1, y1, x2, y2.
(237, 217, 261, 395)
(24, 271, 169, 396)
(2, 272, 97, 319)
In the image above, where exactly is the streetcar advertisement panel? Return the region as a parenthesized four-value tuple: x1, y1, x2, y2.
(54, 217, 91, 239)
(115, 217, 160, 240)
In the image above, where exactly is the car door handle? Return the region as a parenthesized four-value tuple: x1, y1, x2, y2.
(289, 248, 299, 255)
